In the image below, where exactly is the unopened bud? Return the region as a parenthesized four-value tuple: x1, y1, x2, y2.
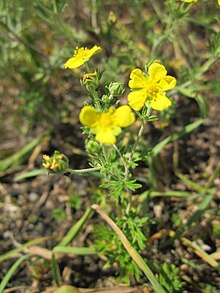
(108, 82, 125, 97)
(42, 151, 69, 173)
(108, 11, 117, 24)
(85, 140, 101, 155)
(82, 71, 98, 90)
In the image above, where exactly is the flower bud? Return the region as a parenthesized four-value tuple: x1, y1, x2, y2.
(108, 11, 117, 24)
(102, 95, 110, 103)
(108, 82, 125, 97)
(82, 71, 99, 90)
(85, 140, 101, 155)
(42, 151, 69, 173)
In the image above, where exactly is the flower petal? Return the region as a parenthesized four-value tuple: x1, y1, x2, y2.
(114, 105, 135, 127)
(64, 46, 101, 69)
(150, 93, 172, 111)
(182, 0, 198, 2)
(87, 45, 101, 58)
(95, 129, 116, 144)
(159, 76, 176, 91)
(64, 57, 85, 69)
(79, 106, 100, 127)
(128, 89, 147, 111)
(128, 69, 148, 89)
(112, 126, 122, 136)
(148, 63, 167, 82)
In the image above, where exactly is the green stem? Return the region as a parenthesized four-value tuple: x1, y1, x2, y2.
(125, 190, 132, 215)
(84, 62, 91, 73)
(129, 107, 152, 165)
(125, 107, 152, 214)
(113, 144, 129, 178)
(91, 0, 99, 34)
(113, 145, 132, 215)
(67, 167, 101, 175)
(128, 122, 144, 167)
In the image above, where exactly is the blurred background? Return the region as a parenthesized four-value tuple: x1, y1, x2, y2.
(0, 0, 220, 291)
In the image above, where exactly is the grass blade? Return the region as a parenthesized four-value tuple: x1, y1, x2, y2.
(51, 254, 61, 287)
(162, 192, 214, 248)
(150, 118, 204, 158)
(0, 254, 31, 292)
(57, 208, 93, 247)
(177, 173, 204, 193)
(181, 237, 219, 269)
(0, 135, 46, 173)
(14, 169, 47, 182)
(0, 236, 51, 263)
(53, 246, 96, 255)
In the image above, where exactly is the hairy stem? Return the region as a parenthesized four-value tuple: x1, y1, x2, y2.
(67, 167, 101, 175)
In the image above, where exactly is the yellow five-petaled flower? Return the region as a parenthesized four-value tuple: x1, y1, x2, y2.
(79, 105, 135, 144)
(182, 0, 220, 5)
(64, 46, 101, 69)
(182, 0, 198, 2)
(128, 62, 176, 112)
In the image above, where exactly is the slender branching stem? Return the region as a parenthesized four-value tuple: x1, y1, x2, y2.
(113, 144, 132, 214)
(113, 144, 129, 178)
(128, 107, 152, 166)
(67, 167, 101, 175)
(84, 62, 91, 73)
(125, 107, 152, 214)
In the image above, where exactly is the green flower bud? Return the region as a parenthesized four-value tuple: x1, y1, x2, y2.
(85, 139, 101, 155)
(102, 95, 109, 103)
(108, 82, 125, 97)
(82, 71, 99, 90)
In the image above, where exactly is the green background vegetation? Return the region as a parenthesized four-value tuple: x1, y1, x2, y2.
(0, 0, 219, 292)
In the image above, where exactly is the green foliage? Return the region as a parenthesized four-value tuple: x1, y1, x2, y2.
(171, 213, 182, 228)
(93, 223, 143, 283)
(209, 31, 220, 57)
(198, 282, 219, 292)
(116, 213, 148, 250)
(52, 208, 66, 221)
(93, 208, 150, 284)
(158, 263, 185, 293)
(68, 194, 81, 210)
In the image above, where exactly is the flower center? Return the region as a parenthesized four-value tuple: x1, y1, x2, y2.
(98, 112, 113, 128)
(146, 81, 159, 99)
(74, 47, 88, 59)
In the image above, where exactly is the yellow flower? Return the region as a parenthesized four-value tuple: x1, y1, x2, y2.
(182, 0, 219, 4)
(64, 46, 101, 69)
(79, 105, 135, 144)
(128, 63, 176, 111)
(182, 0, 198, 2)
